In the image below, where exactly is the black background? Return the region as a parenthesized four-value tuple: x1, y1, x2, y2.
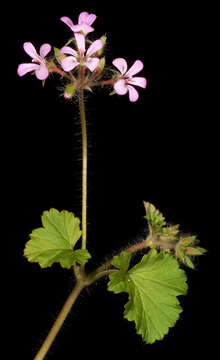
(11, 1, 217, 359)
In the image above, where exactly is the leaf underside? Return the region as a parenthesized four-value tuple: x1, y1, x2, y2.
(108, 249, 188, 344)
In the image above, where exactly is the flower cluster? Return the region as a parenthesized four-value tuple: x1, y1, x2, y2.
(17, 11, 147, 102)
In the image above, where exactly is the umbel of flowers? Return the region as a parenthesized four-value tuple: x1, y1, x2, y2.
(17, 11, 147, 102)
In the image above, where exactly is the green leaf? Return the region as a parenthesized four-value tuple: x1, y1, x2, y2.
(108, 249, 187, 344)
(185, 246, 207, 255)
(144, 201, 166, 234)
(178, 235, 198, 246)
(24, 208, 91, 268)
(144, 202, 179, 251)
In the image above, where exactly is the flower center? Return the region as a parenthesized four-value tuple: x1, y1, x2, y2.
(32, 58, 43, 65)
(124, 76, 133, 83)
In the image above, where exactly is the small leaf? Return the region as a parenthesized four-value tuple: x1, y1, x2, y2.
(143, 201, 166, 235)
(160, 224, 180, 242)
(144, 202, 179, 249)
(185, 246, 207, 255)
(179, 236, 198, 246)
(24, 208, 91, 269)
(175, 236, 206, 268)
(108, 249, 187, 344)
(176, 249, 195, 269)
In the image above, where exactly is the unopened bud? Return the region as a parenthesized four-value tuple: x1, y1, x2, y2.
(96, 35, 107, 56)
(90, 57, 106, 80)
(54, 47, 66, 64)
(64, 84, 75, 99)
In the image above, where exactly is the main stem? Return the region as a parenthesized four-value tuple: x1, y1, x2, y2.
(33, 89, 88, 360)
(78, 89, 87, 250)
(33, 281, 85, 360)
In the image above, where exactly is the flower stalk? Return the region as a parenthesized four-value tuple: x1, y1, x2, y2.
(78, 88, 87, 251)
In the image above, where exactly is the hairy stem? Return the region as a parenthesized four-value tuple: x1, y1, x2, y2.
(87, 239, 149, 285)
(33, 281, 85, 360)
(32, 238, 157, 359)
(78, 89, 87, 251)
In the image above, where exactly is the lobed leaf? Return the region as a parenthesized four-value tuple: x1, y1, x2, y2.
(108, 249, 187, 344)
(24, 208, 91, 269)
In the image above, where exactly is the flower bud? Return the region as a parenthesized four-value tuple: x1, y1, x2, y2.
(54, 47, 66, 64)
(96, 35, 107, 56)
(64, 84, 75, 99)
(90, 57, 106, 80)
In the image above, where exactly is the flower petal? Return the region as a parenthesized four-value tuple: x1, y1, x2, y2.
(82, 24, 94, 34)
(71, 24, 84, 32)
(64, 91, 72, 99)
(78, 12, 89, 24)
(112, 58, 127, 75)
(61, 56, 79, 71)
(35, 64, 49, 80)
(85, 14, 97, 25)
(71, 23, 94, 35)
(86, 40, 103, 57)
(74, 33, 85, 54)
(127, 85, 139, 102)
(85, 57, 99, 72)
(17, 63, 40, 77)
(125, 60, 144, 77)
(127, 77, 147, 88)
(23, 42, 41, 61)
(40, 43, 51, 58)
(60, 16, 74, 31)
(60, 46, 78, 57)
(114, 79, 128, 95)
(78, 12, 96, 26)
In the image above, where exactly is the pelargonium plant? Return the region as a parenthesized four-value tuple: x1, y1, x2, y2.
(18, 11, 206, 360)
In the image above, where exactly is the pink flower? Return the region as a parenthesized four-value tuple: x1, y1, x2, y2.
(112, 58, 147, 102)
(17, 42, 51, 80)
(60, 33, 103, 72)
(61, 11, 96, 36)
